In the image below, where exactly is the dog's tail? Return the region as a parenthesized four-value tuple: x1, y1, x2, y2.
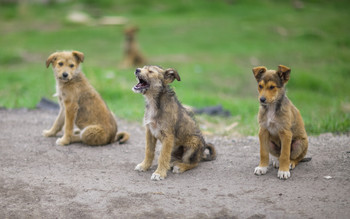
(115, 132, 130, 144)
(202, 143, 217, 161)
(300, 157, 312, 162)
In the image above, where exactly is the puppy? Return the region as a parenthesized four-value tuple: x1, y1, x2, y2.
(132, 65, 216, 180)
(121, 27, 146, 68)
(43, 51, 129, 146)
(253, 65, 309, 179)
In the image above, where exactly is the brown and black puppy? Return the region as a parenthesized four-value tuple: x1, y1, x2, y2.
(253, 65, 309, 179)
(43, 50, 129, 146)
(132, 65, 216, 181)
(121, 27, 146, 68)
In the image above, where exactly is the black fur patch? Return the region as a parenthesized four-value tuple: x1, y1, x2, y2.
(172, 146, 184, 160)
(275, 91, 285, 113)
(301, 157, 312, 162)
(261, 73, 284, 88)
(160, 130, 166, 138)
(174, 107, 183, 137)
(155, 92, 162, 110)
(189, 148, 200, 163)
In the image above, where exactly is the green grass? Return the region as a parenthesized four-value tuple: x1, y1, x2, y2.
(0, 0, 349, 135)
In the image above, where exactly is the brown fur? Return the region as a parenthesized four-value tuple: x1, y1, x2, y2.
(121, 27, 146, 68)
(132, 65, 216, 180)
(43, 51, 129, 146)
(253, 65, 308, 179)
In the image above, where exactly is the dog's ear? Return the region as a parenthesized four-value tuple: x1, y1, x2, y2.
(277, 65, 291, 84)
(46, 52, 58, 68)
(72, 51, 84, 63)
(252, 66, 267, 82)
(164, 68, 181, 84)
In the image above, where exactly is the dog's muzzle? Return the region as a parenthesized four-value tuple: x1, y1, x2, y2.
(260, 97, 266, 103)
(133, 74, 150, 94)
(58, 72, 70, 81)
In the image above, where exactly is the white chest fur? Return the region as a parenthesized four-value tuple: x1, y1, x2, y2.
(144, 98, 161, 138)
(261, 106, 280, 136)
(266, 107, 276, 126)
(143, 98, 156, 125)
(54, 82, 60, 97)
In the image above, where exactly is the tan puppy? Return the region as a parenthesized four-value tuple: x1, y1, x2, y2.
(121, 27, 146, 68)
(132, 65, 216, 181)
(253, 65, 309, 179)
(43, 51, 129, 146)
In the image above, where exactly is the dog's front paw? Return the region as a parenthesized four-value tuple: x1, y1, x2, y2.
(56, 137, 69, 146)
(277, 170, 290, 179)
(135, 163, 148, 172)
(42, 129, 56, 137)
(254, 166, 268, 175)
(151, 172, 165, 181)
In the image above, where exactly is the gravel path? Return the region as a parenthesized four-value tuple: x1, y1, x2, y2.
(0, 109, 349, 218)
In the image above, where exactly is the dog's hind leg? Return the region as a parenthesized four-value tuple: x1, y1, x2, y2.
(290, 138, 308, 169)
(172, 161, 198, 173)
(170, 146, 184, 167)
(80, 125, 108, 146)
(172, 141, 201, 173)
(70, 134, 82, 143)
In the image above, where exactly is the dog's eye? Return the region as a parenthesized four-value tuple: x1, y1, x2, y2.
(259, 85, 263, 89)
(149, 70, 153, 73)
(270, 86, 275, 90)
(58, 62, 63, 66)
(70, 64, 74, 68)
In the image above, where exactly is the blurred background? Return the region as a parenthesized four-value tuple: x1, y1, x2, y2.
(0, 0, 349, 136)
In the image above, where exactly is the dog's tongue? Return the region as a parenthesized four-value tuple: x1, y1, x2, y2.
(135, 81, 146, 90)
(136, 80, 147, 87)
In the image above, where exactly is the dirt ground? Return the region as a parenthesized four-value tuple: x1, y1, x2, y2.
(0, 108, 349, 219)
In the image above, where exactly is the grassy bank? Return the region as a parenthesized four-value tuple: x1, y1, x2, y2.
(0, 0, 349, 135)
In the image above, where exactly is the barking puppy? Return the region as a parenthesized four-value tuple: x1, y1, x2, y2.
(121, 27, 146, 68)
(132, 65, 216, 180)
(253, 65, 309, 179)
(43, 51, 129, 146)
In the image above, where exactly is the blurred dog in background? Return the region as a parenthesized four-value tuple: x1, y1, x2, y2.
(121, 27, 146, 68)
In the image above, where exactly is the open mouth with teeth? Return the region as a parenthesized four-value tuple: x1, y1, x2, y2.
(133, 76, 150, 92)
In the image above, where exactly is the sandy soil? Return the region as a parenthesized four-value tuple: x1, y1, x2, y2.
(0, 108, 349, 219)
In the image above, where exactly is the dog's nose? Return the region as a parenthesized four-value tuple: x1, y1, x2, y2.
(135, 68, 141, 75)
(62, 72, 68, 78)
(260, 97, 266, 103)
